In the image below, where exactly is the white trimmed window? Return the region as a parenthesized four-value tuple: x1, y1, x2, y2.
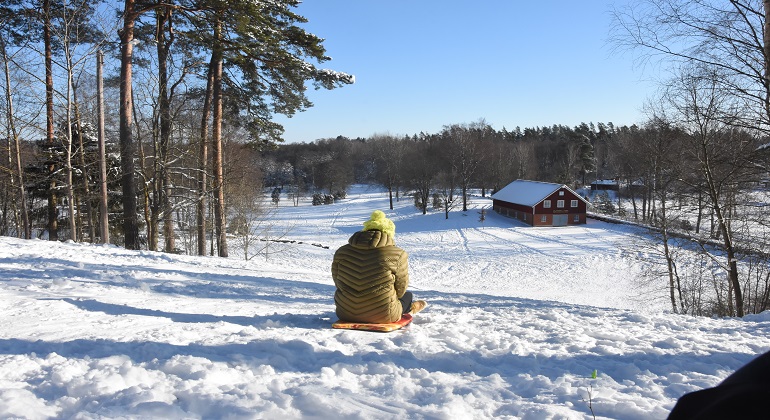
(543, 200, 551, 208)
(541, 215, 547, 222)
(571, 200, 578, 208)
(559, 191, 565, 196)
(573, 214, 580, 222)
(557, 200, 565, 208)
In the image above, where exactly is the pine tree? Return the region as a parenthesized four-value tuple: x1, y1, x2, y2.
(185, 0, 354, 257)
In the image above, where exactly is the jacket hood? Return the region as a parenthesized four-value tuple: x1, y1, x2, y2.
(348, 230, 394, 249)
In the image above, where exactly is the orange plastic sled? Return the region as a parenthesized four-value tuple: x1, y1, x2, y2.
(332, 314, 413, 332)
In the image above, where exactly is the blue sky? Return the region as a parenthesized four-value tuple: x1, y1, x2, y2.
(274, 1, 653, 143)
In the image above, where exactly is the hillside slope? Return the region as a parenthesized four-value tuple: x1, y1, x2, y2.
(1, 187, 768, 419)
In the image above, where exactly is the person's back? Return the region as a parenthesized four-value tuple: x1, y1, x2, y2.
(331, 211, 426, 323)
(333, 229, 406, 323)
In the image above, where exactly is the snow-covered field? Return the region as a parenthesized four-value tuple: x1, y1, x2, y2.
(1, 185, 769, 419)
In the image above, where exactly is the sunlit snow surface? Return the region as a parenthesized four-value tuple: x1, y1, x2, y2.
(1, 186, 769, 419)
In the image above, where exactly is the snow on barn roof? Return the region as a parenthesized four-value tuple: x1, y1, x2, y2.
(491, 180, 585, 207)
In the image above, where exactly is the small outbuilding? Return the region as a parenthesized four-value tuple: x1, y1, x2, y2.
(491, 180, 589, 226)
(590, 179, 620, 191)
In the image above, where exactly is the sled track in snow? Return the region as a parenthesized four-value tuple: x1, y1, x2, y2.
(466, 227, 552, 258)
(505, 226, 616, 257)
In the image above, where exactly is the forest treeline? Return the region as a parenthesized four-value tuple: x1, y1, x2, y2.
(263, 119, 770, 318)
(2, 0, 770, 317)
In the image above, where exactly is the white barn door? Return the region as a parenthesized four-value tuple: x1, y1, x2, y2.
(553, 215, 568, 226)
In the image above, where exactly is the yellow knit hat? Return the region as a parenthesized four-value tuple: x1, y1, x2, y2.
(362, 210, 396, 237)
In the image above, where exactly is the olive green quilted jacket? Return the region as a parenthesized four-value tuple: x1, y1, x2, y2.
(332, 230, 409, 323)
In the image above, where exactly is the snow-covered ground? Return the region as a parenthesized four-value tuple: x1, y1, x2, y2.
(1, 185, 769, 419)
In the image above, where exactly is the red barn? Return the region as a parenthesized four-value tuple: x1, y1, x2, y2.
(491, 180, 589, 226)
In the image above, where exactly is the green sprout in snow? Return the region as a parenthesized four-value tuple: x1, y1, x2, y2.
(585, 369, 598, 419)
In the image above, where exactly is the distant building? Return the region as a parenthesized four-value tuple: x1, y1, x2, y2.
(491, 180, 589, 226)
(590, 179, 619, 191)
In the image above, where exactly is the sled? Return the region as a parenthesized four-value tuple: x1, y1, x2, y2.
(332, 314, 413, 332)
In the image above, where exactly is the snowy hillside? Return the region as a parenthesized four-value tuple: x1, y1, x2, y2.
(1, 186, 769, 419)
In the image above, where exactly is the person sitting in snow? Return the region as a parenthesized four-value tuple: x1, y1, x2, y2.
(332, 210, 427, 323)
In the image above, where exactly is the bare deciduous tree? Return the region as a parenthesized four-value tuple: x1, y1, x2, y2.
(371, 134, 406, 210)
(612, 0, 770, 133)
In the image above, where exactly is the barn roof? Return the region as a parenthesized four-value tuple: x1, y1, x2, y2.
(491, 180, 587, 207)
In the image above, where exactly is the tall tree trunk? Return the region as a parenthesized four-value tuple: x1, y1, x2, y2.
(44, 0, 58, 240)
(135, 96, 155, 251)
(659, 190, 679, 314)
(65, 48, 77, 242)
(762, 0, 770, 124)
(139, 128, 154, 249)
(73, 106, 87, 241)
(157, 6, 175, 253)
(1, 36, 30, 239)
(197, 57, 215, 256)
(3, 137, 12, 236)
(211, 19, 228, 257)
(702, 145, 744, 317)
(96, 50, 109, 244)
(73, 99, 95, 242)
(119, 0, 140, 249)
